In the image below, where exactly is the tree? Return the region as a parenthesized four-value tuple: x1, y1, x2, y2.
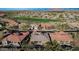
(72, 47, 79, 51)
(44, 40, 63, 51)
(19, 23, 30, 30)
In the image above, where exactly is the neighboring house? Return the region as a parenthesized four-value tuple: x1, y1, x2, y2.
(1, 18, 19, 28)
(49, 31, 73, 45)
(0, 12, 5, 17)
(30, 32, 50, 45)
(2, 32, 29, 47)
(38, 23, 55, 30)
(67, 21, 79, 29)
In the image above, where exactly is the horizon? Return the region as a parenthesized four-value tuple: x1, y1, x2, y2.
(0, 8, 79, 11)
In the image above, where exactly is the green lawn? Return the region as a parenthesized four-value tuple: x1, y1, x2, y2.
(13, 16, 60, 23)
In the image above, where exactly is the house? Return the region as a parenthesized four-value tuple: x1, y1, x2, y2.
(30, 32, 50, 45)
(2, 32, 29, 47)
(0, 12, 5, 17)
(49, 31, 73, 45)
(38, 23, 55, 30)
(67, 21, 79, 29)
(1, 18, 19, 28)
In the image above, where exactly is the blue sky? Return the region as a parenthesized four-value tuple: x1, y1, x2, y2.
(0, 8, 79, 11)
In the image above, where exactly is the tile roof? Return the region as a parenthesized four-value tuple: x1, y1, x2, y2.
(30, 32, 49, 44)
(2, 19, 18, 27)
(40, 23, 55, 29)
(3, 32, 29, 43)
(50, 31, 73, 42)
(0, 12, 5, 16)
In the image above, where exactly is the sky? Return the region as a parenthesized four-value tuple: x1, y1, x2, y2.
(0, 8, 79, 11)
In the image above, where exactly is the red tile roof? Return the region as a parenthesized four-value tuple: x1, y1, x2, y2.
(40, 23, 55, 29)
(0, 12, 5, 16)
(3, 32, 29, 43)
(50, 31, 73, 42)
(2, 19, 18, 27)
